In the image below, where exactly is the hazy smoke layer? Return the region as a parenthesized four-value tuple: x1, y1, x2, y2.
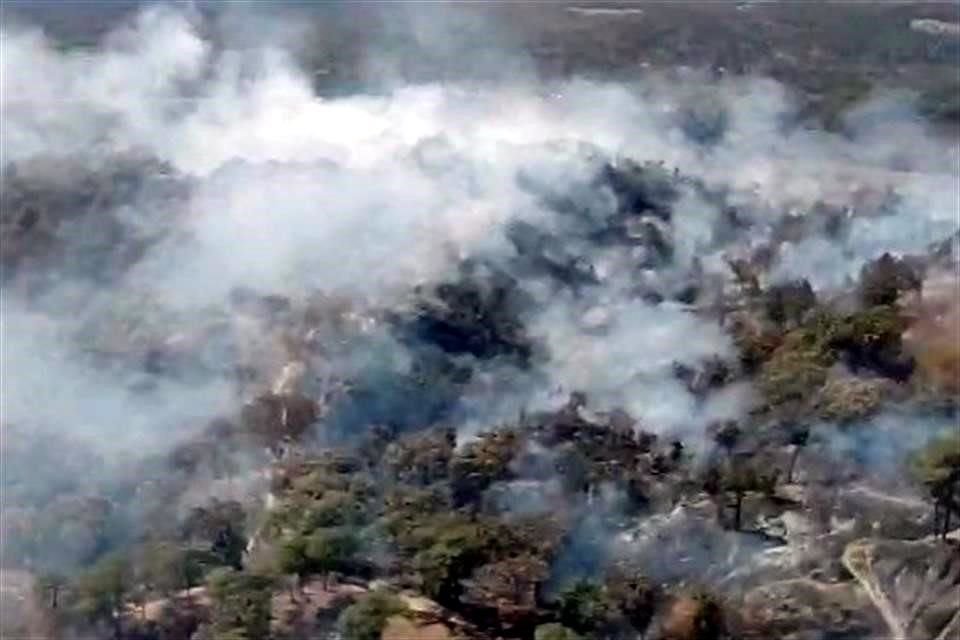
(2, 3, 958, 570)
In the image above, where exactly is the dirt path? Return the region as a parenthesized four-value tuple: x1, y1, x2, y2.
(842, 541, 908, 640)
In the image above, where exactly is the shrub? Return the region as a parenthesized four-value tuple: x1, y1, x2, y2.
(816, 377, 887, 423)
(206, 568, 274, 640)
(535, 623, 582, 640)
(338, 590, 409, 640)
(759, 347, 831, 408)
(556, 580, 615, 633)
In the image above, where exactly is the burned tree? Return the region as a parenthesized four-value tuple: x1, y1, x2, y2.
(912, 433, 960, 539)
(859, 252, 922, 307)
(719, 455, 777, 532)
(765, 279, 816, 328)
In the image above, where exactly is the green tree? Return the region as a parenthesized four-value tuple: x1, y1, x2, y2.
(68, 552, 132, 640)
(401, 515, 500, 604)
(206, 568, 274, 640)
(759, 347, 830, 409)
(556, 580, 614, 634)
(276, 527, 360, 602)
(338, 590, 408, 640)
(305, 528, 359, 580)
(138, 542, 196, 598)
(182, 499, 247, 570)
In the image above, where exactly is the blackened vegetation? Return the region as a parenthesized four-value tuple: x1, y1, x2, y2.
(323, 350, 469, 439)
(401, 265, 534, 362)
(600, 160, 679, 222)
(506, 220, 600, 290)
(372, 159, 686, 441)
(765, 279, 816, 329)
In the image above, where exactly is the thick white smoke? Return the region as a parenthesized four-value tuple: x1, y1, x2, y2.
(1, 2, 958, 458)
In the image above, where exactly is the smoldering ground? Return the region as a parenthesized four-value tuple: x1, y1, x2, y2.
(1, 1, 958, 583)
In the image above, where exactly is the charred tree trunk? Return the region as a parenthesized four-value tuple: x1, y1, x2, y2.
(733, 490, 744, 531)
(290, 574, 300, 603)
(943, 479, 957, 539)
(787, 446, 802, 483)
(46, 585, 60, 609)
(111, 606, 123, 640)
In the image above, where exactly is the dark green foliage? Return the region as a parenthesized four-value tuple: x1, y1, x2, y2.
(381, 486, 452, 528)
(405, 515, 503, 603)
(759, 305, 911, 410)
(137, 542, 197, 596)
(205, 568, 274, 640)
(556, 580, 615, 634)
(276, 528, 359, 580)
(65, 551, 132, 637)
(266, 455, 373, 536)
(338, 590, 408, 640)
(548, 572, 657, 638)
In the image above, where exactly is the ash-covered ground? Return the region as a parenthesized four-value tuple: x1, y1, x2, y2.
(1, 3, 958, 640)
